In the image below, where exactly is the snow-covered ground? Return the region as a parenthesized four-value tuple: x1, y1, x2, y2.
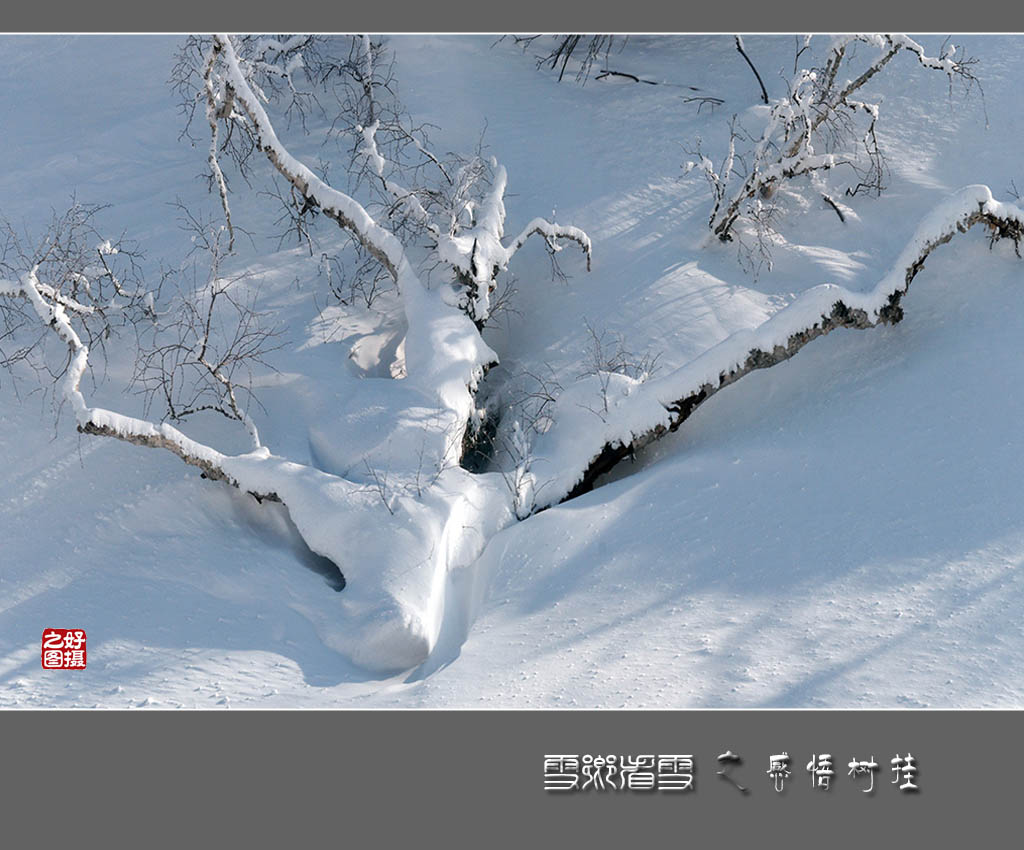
(2, 34, 1024, 707)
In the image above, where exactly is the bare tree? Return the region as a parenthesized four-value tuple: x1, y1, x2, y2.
(507, 34, 622, 84)
(131, 203, 282, 450)
(0, 202, 156, 400)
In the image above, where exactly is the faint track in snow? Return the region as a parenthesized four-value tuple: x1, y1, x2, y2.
(0, 438, 104, 518)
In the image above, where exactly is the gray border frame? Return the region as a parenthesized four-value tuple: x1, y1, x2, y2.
(1, 710, 1017, 843)
(2, 3, 1022, 843)
(3, 1, 1024, 34)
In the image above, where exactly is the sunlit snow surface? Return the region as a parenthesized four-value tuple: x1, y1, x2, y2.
(2, 34, 1024, 706)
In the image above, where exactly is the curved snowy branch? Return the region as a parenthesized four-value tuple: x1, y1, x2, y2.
(203, 43, 235, 253)
(825, 34, 978, 115)
(211, 35, 405, 282)
(433, 162, 592, 325)
(0, 278, 96, 317)
(506, 218, 592, 271)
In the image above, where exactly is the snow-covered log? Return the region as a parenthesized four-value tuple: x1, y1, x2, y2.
(527, 186, 1023, 508)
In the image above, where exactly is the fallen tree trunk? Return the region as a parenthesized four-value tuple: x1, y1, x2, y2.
(555, 187, 1023, 504)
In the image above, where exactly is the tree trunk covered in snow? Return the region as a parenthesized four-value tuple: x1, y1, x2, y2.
(0, 34, 596, 671)
(558, 194, 1023, 504)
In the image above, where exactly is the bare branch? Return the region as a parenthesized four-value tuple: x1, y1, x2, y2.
(735, 35, 769, 104)
(510, 34, 623, 85)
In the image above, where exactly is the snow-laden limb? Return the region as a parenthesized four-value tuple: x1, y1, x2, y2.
(3, 258, 519, 671)
(202, 43, 235, 253)
(526, 186, 1024, 508)
(826, 34, 978, 106)
(210, 35, 411, 283)
(210, 34, 497, 469)
(506, 218, 592, 270)
(435, 163, 593, 325)
(0, 277, 95, 317)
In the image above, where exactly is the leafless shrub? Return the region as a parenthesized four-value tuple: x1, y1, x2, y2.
(497, 419, 536, 519)
(507, 34, 623, 84)
(687, 34, 981, 271)
(516, 364, 564, 437)
(361, 458, 395, 515)
(579, 318, 661, 383)
(0, 200, 156, 398)
(131, 204, 282, 447)
(577, 318, 661, 420)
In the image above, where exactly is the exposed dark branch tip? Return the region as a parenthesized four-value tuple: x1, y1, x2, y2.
(823, 194, 846, 223)
(735, 35, 769, 105)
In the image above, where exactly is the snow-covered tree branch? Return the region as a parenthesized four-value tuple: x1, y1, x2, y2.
(0, 206, 280, 501)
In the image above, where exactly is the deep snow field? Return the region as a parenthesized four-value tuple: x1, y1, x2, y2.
(2, 34, 1024, 707)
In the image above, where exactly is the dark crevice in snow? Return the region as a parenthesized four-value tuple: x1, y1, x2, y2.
(460, 407, 500, 474)
(460, 367, 504, 474)
(275, 504, 347, 592)
(228, 493, 347, 593)
(301, 549, 347, 592)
